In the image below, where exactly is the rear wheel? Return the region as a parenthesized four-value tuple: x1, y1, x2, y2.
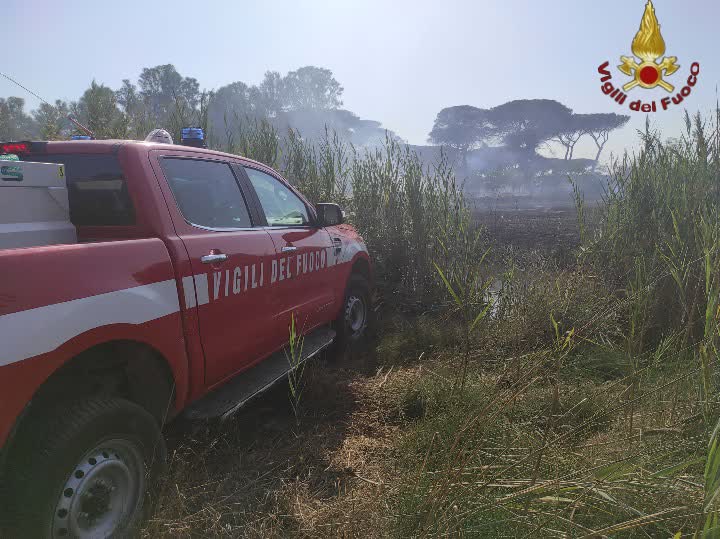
(5, 397, 165, 538)
(333, 274, 371, 354)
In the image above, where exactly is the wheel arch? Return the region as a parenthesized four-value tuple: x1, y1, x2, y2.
(32, 339, 176, 423)
(350, 255, 372, 283)
(1, 340, 176, 476)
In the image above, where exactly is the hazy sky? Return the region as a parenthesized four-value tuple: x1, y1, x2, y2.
(3, 0, 718, 161)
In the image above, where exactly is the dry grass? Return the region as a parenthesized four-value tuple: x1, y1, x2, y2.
(144, 351, 397, 538)
(144, 340, 708, 537)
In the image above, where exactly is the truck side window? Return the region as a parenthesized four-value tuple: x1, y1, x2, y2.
(162, 158, 252, 229)
(21, 153, 135, 226)
(245, 167, 309, 227)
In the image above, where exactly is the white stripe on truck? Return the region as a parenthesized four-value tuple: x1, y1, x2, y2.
(194, 273, 210, 306)
(180, 274, 209, 308)
(0, 279, 180, 367)
(181, 275, 197, 308)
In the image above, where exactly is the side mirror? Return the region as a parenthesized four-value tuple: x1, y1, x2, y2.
(316, 202, 345, 227)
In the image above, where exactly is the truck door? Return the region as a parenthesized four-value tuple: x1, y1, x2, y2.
(152, 154, 280, 387)
(242, 166, 336, 335)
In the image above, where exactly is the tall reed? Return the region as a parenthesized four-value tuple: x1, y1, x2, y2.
(579, 110, 720, 404)
(212, 120, 475, 306)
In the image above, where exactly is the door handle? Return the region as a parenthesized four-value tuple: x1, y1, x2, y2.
(281, 246, 298, 253)
(201, 253, 229, 264)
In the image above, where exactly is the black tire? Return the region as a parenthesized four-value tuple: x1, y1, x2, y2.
(4, 397, 166, 538)
(333, 274, 371, 355)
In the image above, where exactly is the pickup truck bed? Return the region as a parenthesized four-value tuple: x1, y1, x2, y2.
(0, 159, 76, 248)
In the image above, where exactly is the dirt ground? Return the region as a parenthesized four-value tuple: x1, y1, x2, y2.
(146, 338, 396, 537)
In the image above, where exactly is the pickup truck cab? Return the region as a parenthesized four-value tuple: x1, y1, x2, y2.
(0, 139, 371, 538)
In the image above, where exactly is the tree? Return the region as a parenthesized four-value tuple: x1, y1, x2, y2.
(428, 105, 490, 152)
(487, 99, 573, 156)
(429, 100, 580, 170)
(207, 67, 373, 146)
(137, 64, 201, 125)
(549, 114, 588, 160)
(208, 81, 264, 135)
(282, 66, 343, 110)
(0, 97, 36, 140)
(548, 112, 629, 162)
(582, 113, 630, 164)
(258, 71, 285, 117)
(33, 100, 71, 140)
(115, 79, 154, 139)
(72, 81, 127, 139)
(116, 79, 141, 112)
(278, 108, 393, 146)
(430, 100, 629, 196)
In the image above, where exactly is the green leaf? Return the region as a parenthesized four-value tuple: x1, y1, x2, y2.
(651, 457, 704, 478)
(433, 261, 462, 308)
(592, 460, 635, 482)
(470, 299, 493, 332)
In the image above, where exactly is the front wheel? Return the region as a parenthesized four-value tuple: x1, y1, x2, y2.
(4, 397, 166, 538)
(333, 274, 371, 354)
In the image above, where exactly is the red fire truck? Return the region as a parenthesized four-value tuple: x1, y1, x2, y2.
(0, 134, 371, 537)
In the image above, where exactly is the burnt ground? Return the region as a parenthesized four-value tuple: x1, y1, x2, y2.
(472, 202, 581, 255)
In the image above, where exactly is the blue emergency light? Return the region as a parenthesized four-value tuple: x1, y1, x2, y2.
(180, 127, 206, 148)
(71, 135, 92, 140)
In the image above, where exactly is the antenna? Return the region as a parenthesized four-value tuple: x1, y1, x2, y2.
(66, 115, 95, 139)
(0, 71, 95, 139)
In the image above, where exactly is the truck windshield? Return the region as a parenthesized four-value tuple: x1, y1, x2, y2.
(21, 153, 135, 226)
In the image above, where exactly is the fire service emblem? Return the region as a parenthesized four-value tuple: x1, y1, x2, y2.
(597, 0, 700, 113)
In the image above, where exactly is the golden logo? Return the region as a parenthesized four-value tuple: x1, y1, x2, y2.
(597, 0, 700, 113)
(618, 0, 678, 92)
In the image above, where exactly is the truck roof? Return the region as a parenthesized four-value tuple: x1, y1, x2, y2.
(19, 139, 271, 170)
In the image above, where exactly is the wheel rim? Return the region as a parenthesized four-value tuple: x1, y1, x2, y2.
(52, 439, 145, 539)
(345, 294, 367, 337)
